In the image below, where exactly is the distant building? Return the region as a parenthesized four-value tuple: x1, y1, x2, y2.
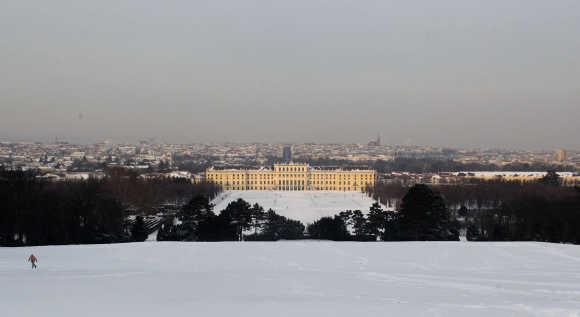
(368, 133, 381, 146)
(206, 163, 376, 191)
(453, 171, 579, 186)
(282, 146, 292, 162)
(554, 149, 567, 163)
(166, 171, 193, 182)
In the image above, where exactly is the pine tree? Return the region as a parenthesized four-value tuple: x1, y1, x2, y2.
(351, 211, 366, 236)
(220, 199, 253, 241)
(258, 209, 304, 241)
(250, 203, 265, 235)
(366, 203, 387, 240)
(398, 184, 458, 241)
(131, 216, 148, 242)
(307, 216, 350, 241)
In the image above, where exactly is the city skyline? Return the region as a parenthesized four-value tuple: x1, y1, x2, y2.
(0, 137, 578, 153)
(2, 138, 578, 170)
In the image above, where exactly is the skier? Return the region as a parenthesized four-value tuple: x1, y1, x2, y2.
(27, 254, 38, 269)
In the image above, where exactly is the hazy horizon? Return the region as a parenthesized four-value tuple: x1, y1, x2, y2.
(1, 137, 577, 153)
(1, 1, 579, 150)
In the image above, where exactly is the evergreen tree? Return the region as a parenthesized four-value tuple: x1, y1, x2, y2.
(255, 209, 304, 241)
(366, 203, 387, 240)
(457, 205, 469, 217)
(220, 199, 253, 241)
(249, 203, 266, 235)
(350, 210, 368, 238)
(337, 210, 354, 229)
(197, 214, 237, 241)
(307, 216, 350, 241)
(398, 184, 458, 241)
(181, 195, 215, 221)
(130, 216, 148, 242)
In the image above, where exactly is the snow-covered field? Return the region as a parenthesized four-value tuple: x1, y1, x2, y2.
(212, 190, 384, 223)
(2, 242, 580, 316)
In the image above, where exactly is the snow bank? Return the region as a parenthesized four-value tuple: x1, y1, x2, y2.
(2, 242, 580, 316)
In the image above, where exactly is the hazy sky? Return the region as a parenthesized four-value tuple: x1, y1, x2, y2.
(1, 1, 579, 149)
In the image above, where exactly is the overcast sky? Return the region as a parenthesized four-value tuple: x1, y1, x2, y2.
(0, 0, 579, 149)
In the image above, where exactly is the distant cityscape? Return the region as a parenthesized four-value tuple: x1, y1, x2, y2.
(1, 138, 578, 186)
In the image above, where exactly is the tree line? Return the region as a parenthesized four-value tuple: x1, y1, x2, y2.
(2, 168, 579, 245)
(307, 184, 459, 241)
(370, 173, 580, 243)
(155, 184, 459, 242)
(156, 196, 304, 242)
(0, 168, 220, 246)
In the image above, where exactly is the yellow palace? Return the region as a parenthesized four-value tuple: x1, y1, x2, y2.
(205, 163, 376, 191)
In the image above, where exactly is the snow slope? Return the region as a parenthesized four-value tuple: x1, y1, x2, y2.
(2, 242, 580, 316)
(212, 190, 385, 224)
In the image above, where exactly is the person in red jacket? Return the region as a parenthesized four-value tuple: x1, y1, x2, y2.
(27, 254, 38, 269)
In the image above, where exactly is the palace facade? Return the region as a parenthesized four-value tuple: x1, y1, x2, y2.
(205, 163, 376, 191)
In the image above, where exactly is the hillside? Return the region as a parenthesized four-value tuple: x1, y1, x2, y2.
(2, 242, 580, 316)
(212, 190, 385, 224)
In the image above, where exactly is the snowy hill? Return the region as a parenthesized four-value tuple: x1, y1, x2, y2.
(2, 242, 580, 316)
(212, 190, 386, 224)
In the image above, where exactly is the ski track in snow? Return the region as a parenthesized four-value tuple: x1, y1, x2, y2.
(2, 242, 580, 317)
